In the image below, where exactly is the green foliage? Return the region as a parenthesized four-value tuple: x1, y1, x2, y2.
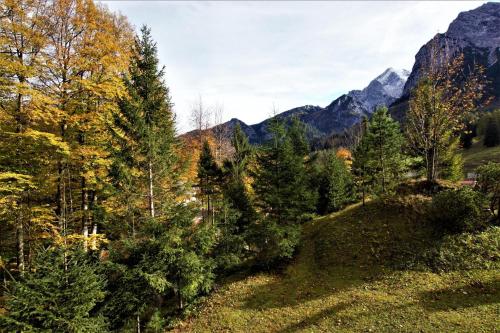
(476, 162, 500, 222)
(483, 117, 499, 147)
(423, 227, 500, 272)
(222, 124, 256, 233)
(213, 202, 246, 271)
(251, 118, 314, 265)
(353, 107, 408, 196)
(429, 187, 489, 233)
(288, 116, 309, 157)
(316, 151, 353, 214)
(440, 134, 464, 182)
(253, 118, 314, 225)
(478, 110, 500, 147)
(102, 204, 216, 330)
(1, 248, 108, 333)
(197, 140, 222, 222)
(111, 25, 178, 217)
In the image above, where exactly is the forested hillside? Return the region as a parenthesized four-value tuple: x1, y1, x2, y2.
(0, 1, 499, 332)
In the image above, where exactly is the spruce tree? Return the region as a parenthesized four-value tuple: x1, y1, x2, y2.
(360, 107, 407, 195)
(352, 118, 371, 206)
(1, 248, 107, 332)
(288, 116, 309, 157)
(325, 152, 353, 213)
(198, 141, 222, 223)
(483, 116, 500, 147)
(112, 25, 178, 221)
(251, 118, 313, 263)
(223, 124, 256, 233)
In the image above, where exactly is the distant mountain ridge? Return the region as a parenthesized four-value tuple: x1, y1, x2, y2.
(213, 68, 409, 144)
(190, 2, 500, 145)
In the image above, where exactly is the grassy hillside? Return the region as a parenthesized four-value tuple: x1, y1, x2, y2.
(462, 140, 500, 173)
(182, 199, 500, 332)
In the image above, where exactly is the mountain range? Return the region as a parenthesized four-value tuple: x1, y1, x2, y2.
(195, 2, 500, 145)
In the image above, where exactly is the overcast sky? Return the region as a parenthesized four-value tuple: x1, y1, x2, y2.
(101, 1, 486, 133)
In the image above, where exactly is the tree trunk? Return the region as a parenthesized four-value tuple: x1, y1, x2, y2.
(83, 225, 89, 252)
(82, 178, 89, 251)
(362, 180, 366, 207)
(16, 215, 24, 276)
(177, 275, 183, 310)
(148, 160, 155, 218)
(91, 224, 97, 251)
(426, 148, 436, 184)
(136, 314, 141, 333)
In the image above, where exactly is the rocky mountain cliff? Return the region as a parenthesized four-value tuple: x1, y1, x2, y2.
(218, 68, 409, 144)
(394, 2, 500, 114)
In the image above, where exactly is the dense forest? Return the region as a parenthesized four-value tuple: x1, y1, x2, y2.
(0, 1, 499, 332)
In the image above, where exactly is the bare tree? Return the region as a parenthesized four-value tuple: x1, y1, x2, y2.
(212, 103, 232, 163)
(190, 95, 211, 147)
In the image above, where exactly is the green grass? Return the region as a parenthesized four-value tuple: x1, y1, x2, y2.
(182, 199, 500, 332)
(461, 140, 500, 173)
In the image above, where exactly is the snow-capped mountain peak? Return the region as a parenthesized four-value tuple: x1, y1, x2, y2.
(348, 67, 409, 112)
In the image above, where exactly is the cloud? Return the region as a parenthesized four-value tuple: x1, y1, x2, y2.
(100, 1, 485, 133)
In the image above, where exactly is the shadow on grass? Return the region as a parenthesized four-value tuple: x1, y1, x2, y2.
(419, 278, 500, 311)
(277, 300, 354, 333)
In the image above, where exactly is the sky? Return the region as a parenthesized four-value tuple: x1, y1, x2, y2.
(100, 1, 486, 133)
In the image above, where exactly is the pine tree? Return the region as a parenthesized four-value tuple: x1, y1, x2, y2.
(111, 25, 178, 223)
(483, 116, 500, 147)
(197, 140, 222, 224)
(223, 124, 255, 233)
(288, 116, 309, 157)
(1, 248, 108, 332)
(325, 152, 353, 213)
(361, 107, 407, 195)
(102, 204, 216, 330)
(251, 118, 313, 264)
(352, 117, 371, 206)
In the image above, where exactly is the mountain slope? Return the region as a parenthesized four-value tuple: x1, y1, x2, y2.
(215, 68, 408, 144)
(184, 199, 500, 332)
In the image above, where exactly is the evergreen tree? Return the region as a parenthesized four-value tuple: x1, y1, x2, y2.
(360, 107, 407, 195)
(483, 116, 500, 147)
(112, 25, 178, 222)
(324, 152, 353, 213)
(251, 118, 313, 264)
(223, 124, 256, 233)
(288, 116, 309, 157)
(198, 141, 222, 223)
(352, 117, 371, 206)
(1, 248, 107, 332)
(102, 204, 216, 330)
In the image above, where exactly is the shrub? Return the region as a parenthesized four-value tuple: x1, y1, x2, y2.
(476, 162, 500, 223)
(423, 227, 500, 272)
(429, 187, 489, 233)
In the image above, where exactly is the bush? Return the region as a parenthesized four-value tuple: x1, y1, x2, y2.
(476, 162, 500, 223)
(429, 187, 489, 233)
(423, 227, 500, 272)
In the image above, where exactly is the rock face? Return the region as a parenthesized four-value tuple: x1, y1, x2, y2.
(402, 2, 500, 98)
(225, 68, 409, 144)
(349, 68, 410, 113)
